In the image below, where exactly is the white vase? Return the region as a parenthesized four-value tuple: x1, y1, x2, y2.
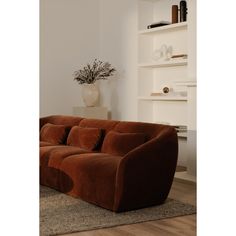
(81, 84, 99, 107)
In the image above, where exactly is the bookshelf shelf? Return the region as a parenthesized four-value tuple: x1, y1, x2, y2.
(137, 0, 196, 182)
(137, 0, 188, 127)
(138, 96, 187, 101)
(138, 59, 187, 68)
(138, 22, 188, 35)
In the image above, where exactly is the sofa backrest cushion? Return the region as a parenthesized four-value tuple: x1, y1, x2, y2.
(40, 115, 83, 130)
(40, 123, 70, 145)
(67, 126, 103, 151)
(113, 121, 167, 141)
(101, 131, 146, 156)
(78, 118, 119, 149)
(79, 119, 119, 134)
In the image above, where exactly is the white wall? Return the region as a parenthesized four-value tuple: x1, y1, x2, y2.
(40, 0, 100, 116)
(40, 0, 138, 120)
(99, 0, 138, 121)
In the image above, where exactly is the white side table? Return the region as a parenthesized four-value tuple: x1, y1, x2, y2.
(73, 106, 108, 119)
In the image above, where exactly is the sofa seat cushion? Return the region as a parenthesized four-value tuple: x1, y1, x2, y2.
(40, 145, 91, 167)
(40, 145, 92, 190)
(101, 131, 146, 156)
(67, 126, 103, 151)
(40, 145, 66, 167)
(40, 123, 70, 145)
(59, 153, 122, 210)
(40, 141, 55, 147)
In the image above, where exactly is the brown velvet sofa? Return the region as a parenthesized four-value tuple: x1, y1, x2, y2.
(40, 115, 178, 212)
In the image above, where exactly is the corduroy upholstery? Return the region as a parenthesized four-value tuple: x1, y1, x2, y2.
(40, 115, 178, 212)
(40, 115, 83, 130)
(60, 153, 122, 210)
(40, 123, 70, 145)
(67, 126, 102, 151)
(40, 141, 54, 147)
(101, 131, 146, 156)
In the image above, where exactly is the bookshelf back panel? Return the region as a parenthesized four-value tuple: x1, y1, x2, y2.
(138, 29, 188, 64)
(138, 100, 154, 122)
(153, 101, 187, 125)
(138, 35, 154, 63)
(153, 0, 183, 23)
(138, 68, 154, 96)
(153, 29, 188, 56)
(153, 66, 188, 92)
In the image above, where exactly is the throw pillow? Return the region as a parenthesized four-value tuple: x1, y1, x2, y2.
(40, 123, 69, 145)
(67, 126, 103, 151)
(101, 131, 146, 156)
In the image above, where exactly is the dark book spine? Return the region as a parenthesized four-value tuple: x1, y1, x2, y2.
(180, 0, 187, 22)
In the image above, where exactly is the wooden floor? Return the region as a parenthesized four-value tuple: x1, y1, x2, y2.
(63, 180, 196, 236)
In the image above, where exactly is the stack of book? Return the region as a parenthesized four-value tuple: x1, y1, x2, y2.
(171, 54, 188, 59)
(147, 21, 170, 29)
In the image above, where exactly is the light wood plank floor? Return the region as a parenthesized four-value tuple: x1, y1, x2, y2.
(63, 180, 196, 236)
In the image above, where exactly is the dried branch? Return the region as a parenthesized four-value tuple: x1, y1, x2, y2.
(73, 59, 116, 84)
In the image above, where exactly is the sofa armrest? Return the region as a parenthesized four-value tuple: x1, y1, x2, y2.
(40, 115, 84, 130)
(40, 116, 52, 130)
(113, 127, 178, 212)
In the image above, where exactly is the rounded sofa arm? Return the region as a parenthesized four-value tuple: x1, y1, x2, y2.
(40, 115, 84, 130)
(113, 127, 178, 212)
(40, 116, 52, 130)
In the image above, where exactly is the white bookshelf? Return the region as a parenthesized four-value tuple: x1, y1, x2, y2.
(177, 132, 188, 138)
(174, 80, 197, 87)
(138, 59, 187, 68)
(137, 0, 188, 126)
(175, 171, 196, 183)
(137, 0, 197, 183)
(138, 96, 187, 101)
(138, 22, 187, 35)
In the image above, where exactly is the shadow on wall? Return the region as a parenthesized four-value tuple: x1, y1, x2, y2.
(110, 83, 119, 120)
(99, 69, 126, 120)
(99, 0, 138, 121)
(110, 70, 126, 120)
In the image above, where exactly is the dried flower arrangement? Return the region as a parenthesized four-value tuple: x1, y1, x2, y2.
(74, 59, 116, 84)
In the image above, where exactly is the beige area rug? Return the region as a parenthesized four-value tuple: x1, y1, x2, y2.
(40, 186, 196, 236)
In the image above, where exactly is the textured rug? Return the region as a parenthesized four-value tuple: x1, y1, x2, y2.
(40, 186, 196, 236)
